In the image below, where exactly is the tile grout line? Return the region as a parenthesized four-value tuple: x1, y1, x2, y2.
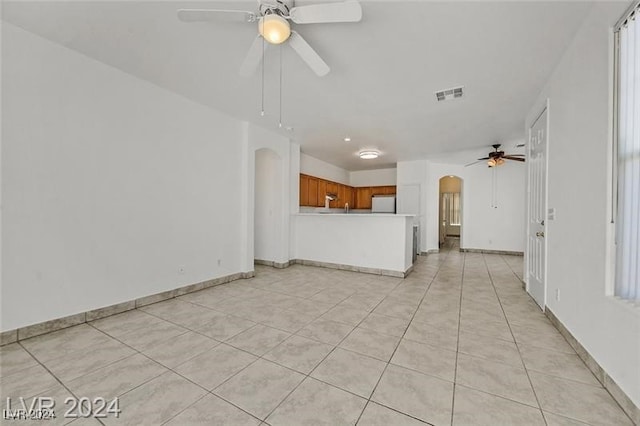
(14, 249, 612, 425)
(491, 255, 637, 426)
(481, 252, 549, 426)
(255, 277, 405, 424)
(450, 244, 467, 426)
(17, 341, 107, 426)
(5, 263, 433, 424)
(353, 241, 453, 425)
(85, 322, 267, 425)
(164, 272, 405, 423)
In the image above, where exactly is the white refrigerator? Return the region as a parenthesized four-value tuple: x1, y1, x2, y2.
(371, 195, 396, 213)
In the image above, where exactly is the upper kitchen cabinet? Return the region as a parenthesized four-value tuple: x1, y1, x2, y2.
(371, 186, 396, 196)
(300, 174, 310, 206)
(308, 176, 319, 207)
(299, 174, 395, 209)
(382, 186, 397, 195)
(337, 184, 348, 208)
(317, 179, 327, 207)
(327, 182, 339, 207)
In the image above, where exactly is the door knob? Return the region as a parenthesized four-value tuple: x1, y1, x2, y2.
(536, 231, 545, 237)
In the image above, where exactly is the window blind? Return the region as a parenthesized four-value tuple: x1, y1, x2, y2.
(615, 1, 640, 303)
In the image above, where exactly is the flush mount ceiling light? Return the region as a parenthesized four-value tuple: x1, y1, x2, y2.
(259, 13, 291, 44)
(359, 150, 379, 160)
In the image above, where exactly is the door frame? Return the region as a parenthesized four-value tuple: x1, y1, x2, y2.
(525, 98, 550, 310)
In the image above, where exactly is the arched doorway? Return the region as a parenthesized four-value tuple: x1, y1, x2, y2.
(439, 176, 463, 249)
(254, 148, 282, 263)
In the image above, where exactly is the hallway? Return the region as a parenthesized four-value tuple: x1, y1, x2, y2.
(0, 245, 633, 425)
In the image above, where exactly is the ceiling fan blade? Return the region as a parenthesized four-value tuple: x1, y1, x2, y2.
(289, 0, 362, 24)
(503, 156, 526, 162)
(239, 35, 265, 77)
(177, 9, 256, 23)
(288, 31, 330, 76)
(505, 154, 525, 156)
(465, 160, 482, 167)
(477, 157, 490, 160)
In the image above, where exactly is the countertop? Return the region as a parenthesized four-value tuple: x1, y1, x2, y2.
(294, 213, 415, 217)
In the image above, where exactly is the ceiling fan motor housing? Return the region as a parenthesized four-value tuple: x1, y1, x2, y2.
(259, 0, 293, 16)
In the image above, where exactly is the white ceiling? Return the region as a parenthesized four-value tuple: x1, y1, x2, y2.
(2, 0, 595, 170)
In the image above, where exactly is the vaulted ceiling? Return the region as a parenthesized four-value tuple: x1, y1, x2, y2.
(2, 1, 595, 170)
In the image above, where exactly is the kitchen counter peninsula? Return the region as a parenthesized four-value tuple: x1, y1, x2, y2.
(292, 213, 415, 277)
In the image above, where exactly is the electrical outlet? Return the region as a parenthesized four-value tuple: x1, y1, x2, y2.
(555, 288, 560, 301)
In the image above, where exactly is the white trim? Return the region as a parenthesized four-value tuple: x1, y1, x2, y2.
(614, 0, 639, 32)
(606, 28, 618, 297)
(524, 98, 550, 311)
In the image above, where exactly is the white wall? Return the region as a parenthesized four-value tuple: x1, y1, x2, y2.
(461, 162, 526, 252)
(405, 159, 526, 254)
(397, 160, 428, 251)
(349, 168, 397, 187)
(254, 149, 282, 262)
(1, 24, 246, 331)
(527, 2, 639, 406)
(300, 153, 349, 185)
(293, 214, 414, 273)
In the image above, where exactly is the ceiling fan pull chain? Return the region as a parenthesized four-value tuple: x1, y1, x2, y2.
(260, 27, 265, 116)
(279, 43, 283, 128)
(492, 167, 498, 209)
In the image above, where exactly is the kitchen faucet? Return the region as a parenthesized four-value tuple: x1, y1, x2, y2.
(345, 203, 349, 213)
(325, 194, 336, 209)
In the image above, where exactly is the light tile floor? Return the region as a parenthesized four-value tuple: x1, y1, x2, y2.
(0, 239, 634, 425)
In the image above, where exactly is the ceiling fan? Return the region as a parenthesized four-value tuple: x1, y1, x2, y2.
(177, 0, 363, 77)
(466, 144, 525, 167)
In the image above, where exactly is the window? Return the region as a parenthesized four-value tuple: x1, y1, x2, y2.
(443, 193, 461, 226)
(614, 1, 640, 303)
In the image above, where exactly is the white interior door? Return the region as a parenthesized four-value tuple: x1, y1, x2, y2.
(527, 106, 548, 309)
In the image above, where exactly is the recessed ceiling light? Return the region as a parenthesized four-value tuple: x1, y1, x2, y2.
(359, 150, 379, 160)
(344, 137, 351, 142)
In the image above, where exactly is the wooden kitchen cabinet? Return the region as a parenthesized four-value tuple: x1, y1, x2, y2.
(346, 186, 355, 208)
(300, 174, 395, 209)
(300, 174, 310, 206)
(327, 182, 338, 207)
(383, 185, 397, 195)
(337, 184, 348, 208)
(356, 187, 373, 209)
(371, 186, 384, 197)
(308, 176, 318, 207)
(317, 179, 327, 207)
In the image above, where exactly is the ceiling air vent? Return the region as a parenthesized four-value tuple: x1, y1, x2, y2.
(435, 86, 464, 102)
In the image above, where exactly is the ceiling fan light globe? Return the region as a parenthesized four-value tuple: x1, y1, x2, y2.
(487, 159, 496, 167)
(496, 158, 505, 166)
(259, 15, 291, 44)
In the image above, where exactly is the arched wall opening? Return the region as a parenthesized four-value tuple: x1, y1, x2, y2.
(438, 175, 463, 248)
